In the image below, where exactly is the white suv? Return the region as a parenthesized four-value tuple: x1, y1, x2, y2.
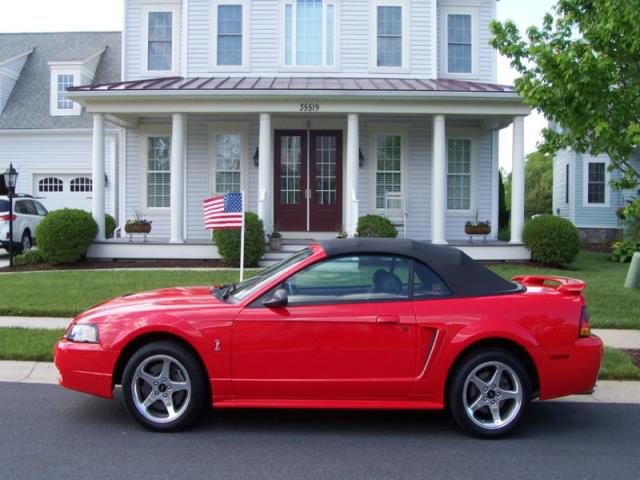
(0, 195, 48, 252)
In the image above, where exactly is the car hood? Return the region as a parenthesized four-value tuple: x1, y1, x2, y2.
(74, 286, 236, 324)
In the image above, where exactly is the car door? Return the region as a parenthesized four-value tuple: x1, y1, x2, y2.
(232, 254, 417, 400)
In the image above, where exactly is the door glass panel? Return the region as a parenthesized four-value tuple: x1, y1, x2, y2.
(280, 135, 302, 204)
(315, 135, 337, 205)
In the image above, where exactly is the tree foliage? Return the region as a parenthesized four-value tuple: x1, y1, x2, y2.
(525, 152, 553, 218)
(490, 0, 640, 189)
(498, 169, 510, 228)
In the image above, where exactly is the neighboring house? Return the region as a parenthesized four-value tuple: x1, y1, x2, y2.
(0, 32, 120, 214)
(64, 0, 531, 261)
(553, 147, 639, 246)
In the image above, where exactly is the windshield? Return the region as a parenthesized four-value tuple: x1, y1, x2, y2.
(229, 247, 314, 302)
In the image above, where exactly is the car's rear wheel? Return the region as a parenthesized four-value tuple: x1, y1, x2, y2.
(20, 231, 32, 252)
(448, 349, 531, 438)
(122, 341, 207, 432)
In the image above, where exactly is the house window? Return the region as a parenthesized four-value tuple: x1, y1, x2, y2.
(375, 134, 402, 210)
(148, 11, 173, 71)
(565, 164, 570, 204)
(215, 133, 242, 193)
(587, 162, 606, 204)
(147, 137, 171, 208)
(38, 177, 63, 193)
(376, 6, 402, 67)
(216, 5, 243, 66)
(447, 139, 472, 210)
(70, 177, 93, 193)
(447, 14, 472, 74)
(283, 0, 336, 67)
(57, 74, 74, 110)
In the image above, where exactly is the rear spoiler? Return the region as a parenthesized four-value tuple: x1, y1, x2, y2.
(511, 275, 586, 294)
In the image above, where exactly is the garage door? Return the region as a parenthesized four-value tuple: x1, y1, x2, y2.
(33, 174, 93, 212)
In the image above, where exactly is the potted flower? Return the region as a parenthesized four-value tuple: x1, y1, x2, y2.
(124, 211, 152, 235)
(464, 211, 491, 236)
(268, 224, 282, 251)
(616, 205, 627, 220)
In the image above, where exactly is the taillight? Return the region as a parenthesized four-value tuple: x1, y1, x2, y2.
(579, 306, 591, 338)
(0, 214, 16, 221)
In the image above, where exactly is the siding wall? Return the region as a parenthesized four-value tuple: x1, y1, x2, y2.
(0, 53, 30, 113)
(125, 0, 496, 81)
(124, 114, 495, 242)
(0, 131, 117, 215)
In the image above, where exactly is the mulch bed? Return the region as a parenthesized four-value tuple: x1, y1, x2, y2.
(622, 349, 640, 369)
(0, 258, 228, 273)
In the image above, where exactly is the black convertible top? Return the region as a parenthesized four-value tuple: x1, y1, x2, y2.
(317, 238, 520, 297)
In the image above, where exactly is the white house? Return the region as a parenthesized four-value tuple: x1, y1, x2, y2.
(64, 0, 531, 262)
(0, 32, 121, 214)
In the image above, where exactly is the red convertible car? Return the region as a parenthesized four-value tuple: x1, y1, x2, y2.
(54, 239, 603, 437)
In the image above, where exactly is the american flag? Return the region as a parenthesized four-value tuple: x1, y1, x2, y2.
(203, 192, 244, 230)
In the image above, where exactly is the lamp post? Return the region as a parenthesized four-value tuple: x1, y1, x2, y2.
(2, 164, 18, 268)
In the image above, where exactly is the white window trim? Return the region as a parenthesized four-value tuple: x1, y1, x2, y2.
(49, 69, 82, 116)
(367, 125, 410, 215)
(583, 157, 610, 208)
(445, 128, 479, 217)
(139, 125, 172, 214)
(141, 3, 182, 78)
(440, 6, 480, 79)
(369, 0, 410, 74)
(209, 0, 250, 72)
(279, 0, 341, 72)
(208, 122, 250, 197)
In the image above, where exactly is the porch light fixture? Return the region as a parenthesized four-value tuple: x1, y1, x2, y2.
(253, 147, 260, 167)
(104, 173, 109, 188)
(359, 148, 365, 167)
(2, 163, 18, 268)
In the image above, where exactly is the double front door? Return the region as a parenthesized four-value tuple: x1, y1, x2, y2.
(274, 130, 343, 232)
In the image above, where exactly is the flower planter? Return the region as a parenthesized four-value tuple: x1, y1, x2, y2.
(125, 223, 152, 235)
(269, 235, 282, 252)
(464, 225, 491, 236)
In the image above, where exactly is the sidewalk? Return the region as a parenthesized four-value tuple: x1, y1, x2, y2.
(1, 317, 638, 350)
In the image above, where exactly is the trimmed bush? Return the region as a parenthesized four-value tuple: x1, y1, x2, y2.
(13, 249, 46, 266)
(105, 214, 117, 239)
(610, 240, 640, 263)
(213, 212, 265, 267)
(35, 209, 98, 264)
(356, 215, 398, 238)
(522, 215, 580, 266)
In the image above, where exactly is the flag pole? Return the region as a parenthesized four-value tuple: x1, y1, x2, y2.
(239, 191, 245, 282)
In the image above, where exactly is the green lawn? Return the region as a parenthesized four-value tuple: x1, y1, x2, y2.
(489, 251, 640, 330)
(2, 328, 638, 381)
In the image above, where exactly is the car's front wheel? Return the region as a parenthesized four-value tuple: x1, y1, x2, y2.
(448, 349, 531, 438)
(121, 341, 207, 432)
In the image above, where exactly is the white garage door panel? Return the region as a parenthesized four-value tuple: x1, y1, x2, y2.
(34, 173, 93, 212)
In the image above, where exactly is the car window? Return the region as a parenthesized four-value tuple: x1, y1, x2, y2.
(13, 201, 26, 214)
(33, 201, 48, 216)
(412, 261, 451, 298)
(0, 199, 9, 212)
(282, 255, 411, 305)
(22, 200, 38, 215)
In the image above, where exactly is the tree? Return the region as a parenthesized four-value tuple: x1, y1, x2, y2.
(490, 0, 640, 190)
(498, 169, 510, 228)
(524, 151, 553, 218)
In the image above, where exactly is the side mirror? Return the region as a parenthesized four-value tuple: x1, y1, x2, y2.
(263, 288, 288, 308)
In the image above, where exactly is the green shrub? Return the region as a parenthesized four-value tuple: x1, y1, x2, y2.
(213, 212, 265, 267)
(522, 215, 580, 266)
(105, 214, 116, 239)
(356, 215, 398, 238)
(35, 209, 98, 264)
(610, 240, 640, 263)
(13, 249, 46, 266)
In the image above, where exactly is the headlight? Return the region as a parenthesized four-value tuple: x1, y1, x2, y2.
(66, 323, 99, 344)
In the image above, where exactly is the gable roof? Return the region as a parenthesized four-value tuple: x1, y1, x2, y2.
(0, 32, 121, 130)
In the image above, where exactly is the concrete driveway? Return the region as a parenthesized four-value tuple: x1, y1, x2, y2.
(0, 248, 9, 268)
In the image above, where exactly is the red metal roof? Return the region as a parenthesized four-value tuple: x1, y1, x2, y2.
(70, 76, 515, 94)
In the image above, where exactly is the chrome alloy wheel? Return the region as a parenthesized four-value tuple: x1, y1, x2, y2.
(462, 361, 523, 431)
(131, 354, 192, 424)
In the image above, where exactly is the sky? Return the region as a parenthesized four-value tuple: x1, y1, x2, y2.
(0, 0, 558, 171)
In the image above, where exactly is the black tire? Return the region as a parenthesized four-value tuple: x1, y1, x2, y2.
(121, 341, 207, 432)
(448, 349, 531, 438)
(20, 231, 32, 252)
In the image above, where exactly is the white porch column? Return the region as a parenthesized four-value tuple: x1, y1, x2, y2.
(431, 114, 447, 244)
(170, 113, 186, 244)
(258, 113, 273, 234)
(510, 116, 525, 244)
(92, 113, 106, 241)
(346, 113, 360, 236)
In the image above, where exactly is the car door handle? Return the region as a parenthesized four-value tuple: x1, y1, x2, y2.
(377, 315, 400, 324)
